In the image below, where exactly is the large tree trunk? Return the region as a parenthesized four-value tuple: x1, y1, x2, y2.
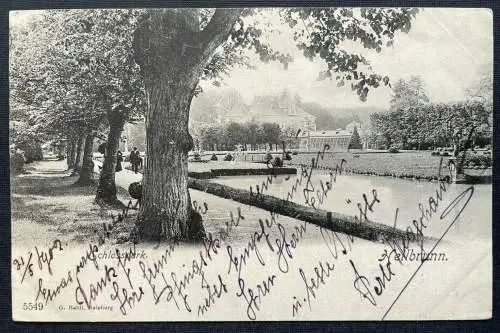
(75, 133, 95, 186)
(95, 111, 125, 205)
(72, 135, 86, 175)
(140, 78, 195, 240)
(133, 9, 242, 241)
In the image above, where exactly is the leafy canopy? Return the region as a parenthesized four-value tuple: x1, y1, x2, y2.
(10, 7, 420, 144)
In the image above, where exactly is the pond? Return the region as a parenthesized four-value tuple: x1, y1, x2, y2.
(212, 171, 492, 244)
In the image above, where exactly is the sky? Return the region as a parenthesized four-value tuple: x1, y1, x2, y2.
(201, 8, 493, 110)
(11, 8, 493, 111)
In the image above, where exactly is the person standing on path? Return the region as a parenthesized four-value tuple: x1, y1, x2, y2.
(130, 147, 139, 174)
(138, 153, 143, 172)
(116, 150, 123, 172)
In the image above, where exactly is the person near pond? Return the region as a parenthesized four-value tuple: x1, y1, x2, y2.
(130, 147, 140, 174)
(116, 150, 123, 172)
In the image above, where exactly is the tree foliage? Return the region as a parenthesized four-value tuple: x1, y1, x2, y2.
(11, 10, 147, 132)
(282, 8, 419, 101)
(300, 102, 361, 130)
(370, 100, 491, 151)
(11, 7, 422, 241)
(390, 76, 429, 111)
(348, 126, 363, 149)
(197, 121, 285, 150)
(370, 71, 492, 152)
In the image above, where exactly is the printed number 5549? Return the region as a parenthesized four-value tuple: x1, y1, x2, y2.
(23, 302, 44, 311)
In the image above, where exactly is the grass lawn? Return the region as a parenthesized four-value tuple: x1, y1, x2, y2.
(112, 149, 492, 182)
(222, 150, 491, 180)
(11, 159, 136, 246)
(290, 151, 446, 179)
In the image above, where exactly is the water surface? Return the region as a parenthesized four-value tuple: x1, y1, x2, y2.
(213, 172, 491, 243)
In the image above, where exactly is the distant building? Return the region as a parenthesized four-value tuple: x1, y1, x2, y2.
(249, 91, 316, 132)
(299, 129, 352, 151)
(299, 121, 369, 151)
(121, 90, 318, 154)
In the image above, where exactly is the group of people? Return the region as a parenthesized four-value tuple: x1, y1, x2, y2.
(128, 147, 143, 173)
(116, 147, 143, 173)
(98, 142, 142, 174)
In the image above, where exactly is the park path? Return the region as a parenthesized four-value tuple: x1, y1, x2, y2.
(93, 161, 142, 190)
(93, 160, 325, 245)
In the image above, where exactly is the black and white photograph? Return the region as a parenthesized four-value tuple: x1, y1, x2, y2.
(9, 7, 492, 321)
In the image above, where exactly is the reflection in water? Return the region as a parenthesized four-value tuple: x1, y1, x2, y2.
(213, 172, 491, 243)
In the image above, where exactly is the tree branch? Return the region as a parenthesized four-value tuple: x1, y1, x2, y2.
(198, 8, 244, 62)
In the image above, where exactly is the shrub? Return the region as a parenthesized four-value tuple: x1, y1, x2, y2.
(17, 140, 43, 163)
(272, 156, 283, 167)
(465, 154, 492, 167)
(210, 153, 218, 161)
(348, 126, 363, 149)
(466, 160, 476, 168)
(224, 154, 233, 161)
(128, 182, 142, 200)
(388, 146, 399, 153)
(10, 150, 25, 174)
(265, 153, 273, 162)
(284, 151, 292, 161)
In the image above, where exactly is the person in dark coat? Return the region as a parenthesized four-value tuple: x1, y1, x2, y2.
(97, 142, 107, 155)
(130, 147, 139, 174)
(116, 151, 123, 172)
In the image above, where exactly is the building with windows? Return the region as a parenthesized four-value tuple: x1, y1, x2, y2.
(299, 121, 369, 151)
(298, 129, 352, 151)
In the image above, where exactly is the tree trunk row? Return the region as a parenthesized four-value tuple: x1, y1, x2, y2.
(75, 131, 95, 186)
